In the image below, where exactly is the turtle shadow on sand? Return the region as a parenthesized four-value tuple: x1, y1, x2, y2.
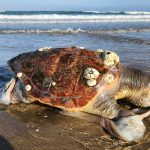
(0, 102, 149, 150)
(0, 135, 14, 150)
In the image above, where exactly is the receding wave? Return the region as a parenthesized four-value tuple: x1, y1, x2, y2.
(0, 28, 150, 34)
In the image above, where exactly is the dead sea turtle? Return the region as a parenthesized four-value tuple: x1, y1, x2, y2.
(0, 46, 150, 141)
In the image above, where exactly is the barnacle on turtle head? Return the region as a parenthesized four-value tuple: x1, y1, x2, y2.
(98, 49, 120, 69)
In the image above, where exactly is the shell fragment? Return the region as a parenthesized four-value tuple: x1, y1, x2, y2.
(97, 49, 104, 52)
(84, 68, 100, 80)
(72, 46, 84, 49)
(25, 85, 32, 91)
(79, 46, 85, 49)
(38, 47, 52, 52)
(38, 48, 44, 51)
(43, 77, 56, 88)
(104, 74, 114, 83)
(103, 59, 115, 67)
(51, 81, 56, 86)
(17, 72, 23, 78)
(99, 50, 120, 68)
(87, 79, 97, 87)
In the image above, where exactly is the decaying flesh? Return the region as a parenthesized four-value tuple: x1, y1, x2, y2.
(0, 47, 149, 141)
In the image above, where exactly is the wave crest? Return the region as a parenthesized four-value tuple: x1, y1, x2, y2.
(1, 11, 150, 15)
(0, 28, 150, 34)
(83, 11, 150, 15)
(0, 14, 150, 23)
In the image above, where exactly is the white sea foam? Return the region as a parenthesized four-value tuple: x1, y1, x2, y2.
(83, 11, 150, 15)
(0, 11, 150, 24)
(0, 14, 150, 19)
(0, 28, 150, 34)
(83, 11, 103, 14)
(125, 11, 150, 15)
(0, 14, 150, 23)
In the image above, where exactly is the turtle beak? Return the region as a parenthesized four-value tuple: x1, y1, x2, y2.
(98, 110, 150, 141)
(0, 78, 16, 105)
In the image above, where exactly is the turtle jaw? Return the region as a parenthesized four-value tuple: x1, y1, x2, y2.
(0, 78, 16, 105)
(0, 76, 34, 105)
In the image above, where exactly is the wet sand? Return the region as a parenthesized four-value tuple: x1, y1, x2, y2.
(0, 103, 149, 150)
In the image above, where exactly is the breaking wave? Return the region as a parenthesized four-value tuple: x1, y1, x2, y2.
(0, 11, 150, 23)
(0, 15, 150, 23)
(1, 11, 150, 15)
(0, 28, 150, 34)
(125, 11, 150, 15)
(83, 11, 150, 15)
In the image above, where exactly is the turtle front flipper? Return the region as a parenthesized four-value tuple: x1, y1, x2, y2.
(82, 95, 134, 119)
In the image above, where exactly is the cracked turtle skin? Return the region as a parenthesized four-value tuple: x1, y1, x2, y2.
(8, 47, 121, 115)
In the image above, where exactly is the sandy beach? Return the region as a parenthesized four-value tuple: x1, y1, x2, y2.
(0, 103, 149, 150)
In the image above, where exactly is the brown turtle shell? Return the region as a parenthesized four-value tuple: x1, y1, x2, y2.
(8, 47, 121, 111)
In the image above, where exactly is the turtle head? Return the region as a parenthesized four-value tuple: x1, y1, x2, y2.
(0, 78, 16, 105)
(0, 51, 38, 105)
(0, 76, 32, 105)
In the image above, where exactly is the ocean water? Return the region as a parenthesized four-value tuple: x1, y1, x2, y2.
(0, 11, 150, 84)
